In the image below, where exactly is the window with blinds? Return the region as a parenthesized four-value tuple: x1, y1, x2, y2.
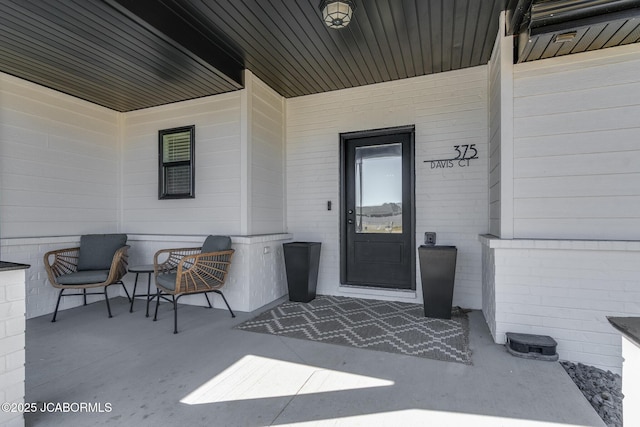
(159, 125, 195, 199)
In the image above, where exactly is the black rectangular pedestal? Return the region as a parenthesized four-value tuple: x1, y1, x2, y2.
(283, 242, 321, 303)
(418, 245, 457, 319)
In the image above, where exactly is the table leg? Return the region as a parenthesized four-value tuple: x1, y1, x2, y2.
(145, 272, 152, 318)
(129, 273, 139, 313)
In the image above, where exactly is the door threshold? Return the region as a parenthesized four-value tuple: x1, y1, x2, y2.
(339, 285, 418, 301)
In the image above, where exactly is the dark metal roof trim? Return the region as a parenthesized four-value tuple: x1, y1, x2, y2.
(506, 0, 534, 35)
(104, 0, 244, 89)
(2, 1, 638, 111)
(529, 0, 640, 36)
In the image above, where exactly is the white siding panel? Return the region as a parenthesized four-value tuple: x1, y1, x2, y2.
(0, 72, 119, 239)
(514, 82, 640, 118)
(486, 14, 514, 240)
(514, 218, 640, 240)
(250, 77, 285, 235)
(514, 128, 639, 159)
(515, 196, 640, 219)
(513, 45, 640, 240)
(514, 150, 640, 178)
(514, 52, 640, 97)
(287, 67, 489, 309)
(515, 174, 640, 198)
(514, 105, 640, 138)
(488, 28, 502, 238)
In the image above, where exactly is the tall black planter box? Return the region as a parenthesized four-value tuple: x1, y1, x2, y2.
(283, 242, 321, 303)
(418, 245, 457, 319)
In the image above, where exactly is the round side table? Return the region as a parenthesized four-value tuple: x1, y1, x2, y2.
(128, 264, 155, 317)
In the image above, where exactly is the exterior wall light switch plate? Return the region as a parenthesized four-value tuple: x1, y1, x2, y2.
(424, 232, 436, 246)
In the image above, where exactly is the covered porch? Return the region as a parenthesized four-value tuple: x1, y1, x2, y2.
(25, 297, 603, 426)
(1, 0, 640, 426)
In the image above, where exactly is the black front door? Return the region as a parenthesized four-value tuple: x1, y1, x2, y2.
(341, 126, 415, 290)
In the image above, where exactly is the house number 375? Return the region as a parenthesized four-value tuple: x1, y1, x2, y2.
(454, 144, 478, 160)
(425, 144, 479, 169)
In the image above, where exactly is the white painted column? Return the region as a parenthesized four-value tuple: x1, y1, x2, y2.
(609, 317, 640, 426)
(622, 336, 640, 426)
(497, 11, 514, 240)
(0, 264, 29, 427)
(240, 70, 254, 236)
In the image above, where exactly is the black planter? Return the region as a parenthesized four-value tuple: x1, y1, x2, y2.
(418, 245, 457, 319)
(283, 242, 321, 303)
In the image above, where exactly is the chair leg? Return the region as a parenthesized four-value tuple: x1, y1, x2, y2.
(104, 286, 113, 318)
(83, 289, 87, 306)
(51, 289, 64, 322)
(214, 290, 235, 318)
(153, 288, 161, 321)
(121, 281, 132, 303)
(130, 273, 139, 313)
(173, 295, 178, 334)
(204, 293, 213, 309)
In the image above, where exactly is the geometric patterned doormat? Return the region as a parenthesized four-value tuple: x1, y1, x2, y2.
(236, 295, 472, 364)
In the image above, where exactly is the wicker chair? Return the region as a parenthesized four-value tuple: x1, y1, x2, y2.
(44, 234, 131, 322)
(153, 235, 235, 333)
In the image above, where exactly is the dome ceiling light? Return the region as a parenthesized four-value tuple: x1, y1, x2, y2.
(319, 1, 356, 29)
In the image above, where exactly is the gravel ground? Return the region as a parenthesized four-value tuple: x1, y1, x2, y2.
(560, 361, 623, 427)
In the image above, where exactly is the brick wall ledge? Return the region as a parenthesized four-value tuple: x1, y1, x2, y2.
(0, 261, 30, 271)
(478, 234, 640, 251)
(608, 317, 640, 348)
(128, 233, 293, 245)
(1, 233, 293, 247)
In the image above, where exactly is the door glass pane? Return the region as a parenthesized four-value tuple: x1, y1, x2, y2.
(355, 143, 402, 234)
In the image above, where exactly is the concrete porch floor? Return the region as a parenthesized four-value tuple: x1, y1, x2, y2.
(25, 297, 605, 427)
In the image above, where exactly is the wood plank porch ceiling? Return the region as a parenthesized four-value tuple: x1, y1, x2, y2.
(0, 0, 638, 112)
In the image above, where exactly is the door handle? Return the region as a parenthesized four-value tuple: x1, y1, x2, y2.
(348, 209, 354, 215)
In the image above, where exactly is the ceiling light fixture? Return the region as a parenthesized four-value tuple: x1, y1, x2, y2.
(319, 0, 356, 29)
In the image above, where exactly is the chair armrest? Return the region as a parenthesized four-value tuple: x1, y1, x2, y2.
(105, 245, 130, 284)
(44, 247, 80, 285)
(153, 247, 202, 275)
(174, 249, 235, 294)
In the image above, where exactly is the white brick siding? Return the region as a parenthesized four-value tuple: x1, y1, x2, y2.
(0, 269, 27, 427)
(481, 242, 497, 339)
(286, 66, 490, 309)
(481, 235, 640, 374)
(1, 237, 96, 320)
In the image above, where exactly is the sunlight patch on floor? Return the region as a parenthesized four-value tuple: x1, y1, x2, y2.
(180, 355, 394, 405)
(274, 409, 593, 427)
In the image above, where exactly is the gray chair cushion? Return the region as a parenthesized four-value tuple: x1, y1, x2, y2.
(157, 273, 177, 291)
(77, 234, 127, 271)
(56, 270, 110, 285)
(201, 235, 231, 253)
